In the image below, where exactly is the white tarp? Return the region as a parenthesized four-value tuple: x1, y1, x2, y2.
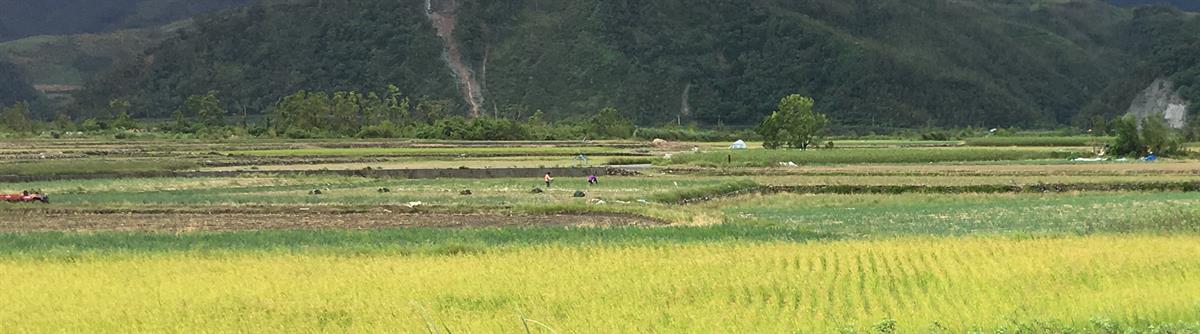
(730, 140, 747, 150)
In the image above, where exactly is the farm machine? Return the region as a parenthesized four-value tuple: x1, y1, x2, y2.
(1, 191, 49, 203)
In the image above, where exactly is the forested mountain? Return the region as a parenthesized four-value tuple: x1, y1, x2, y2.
(0, 57, 36, 107)
(76, 0, 456, 122)
(1107, 0, 1200, 11)
(74, 0, 1200, 128)
(0, 0, 252, 42)
(0, 25, 181, 87)
(1081, 6, 1200, 122)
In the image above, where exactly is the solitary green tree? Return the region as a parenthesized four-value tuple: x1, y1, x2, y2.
(109, 98, 140, 129)
(362, 92, 386, 125)
(185, 91, 225, 129)
(589, 107, 635, 139)
(384, 85, 411, 125)
(757, 95, 828, 150)
(1111, 115, 1141, 156)
(1089, 115, 1108, 135)
(1, 102, 34, 133)
(330, 91, 363, 135)
(52, 112, 75, 131)
(416, 98, 451, 124)
(171, 110, 192, 133)
(108, 98, 130, 116)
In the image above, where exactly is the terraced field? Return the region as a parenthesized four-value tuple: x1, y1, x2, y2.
(2, 138, 1199, 332)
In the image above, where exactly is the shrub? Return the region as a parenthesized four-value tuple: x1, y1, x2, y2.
(356, 121, 403, 138)
(80, 118, 108, 132)
(284, 127, 321, 139)
(1111, 114, 1184, 157)
(920, 132, 951, 141)
(605, 158, 654, 165)
(1140, 115, 1184, 156)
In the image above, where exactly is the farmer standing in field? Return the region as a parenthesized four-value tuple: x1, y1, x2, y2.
(545, 172, 554, 188)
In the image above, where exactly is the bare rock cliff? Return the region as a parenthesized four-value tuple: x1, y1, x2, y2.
(1128, 78, 1189, 128)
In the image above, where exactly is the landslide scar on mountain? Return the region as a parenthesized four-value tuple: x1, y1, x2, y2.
(427, 0, 485, 118)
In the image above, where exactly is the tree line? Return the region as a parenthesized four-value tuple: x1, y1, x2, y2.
(2, 90, 1194, 160)
(0, 85, 666, 141)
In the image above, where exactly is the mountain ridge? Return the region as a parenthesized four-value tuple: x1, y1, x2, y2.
(1107, 0, 1200, 11)
(0, 0, 253, 42)
(0, 0, 1191, 130)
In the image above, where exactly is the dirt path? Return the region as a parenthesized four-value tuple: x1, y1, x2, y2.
(0, 212, 663, 233)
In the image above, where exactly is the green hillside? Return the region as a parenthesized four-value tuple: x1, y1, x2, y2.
(1080, 6, 1200, 121)
(0, 0, 252, 42)
(0, 25, 181, 87)
(72, 0, 1200, 128)
(0, 57, 36, 107)
(76, 0, 457, 122)
(1107, 0, 1200, 11)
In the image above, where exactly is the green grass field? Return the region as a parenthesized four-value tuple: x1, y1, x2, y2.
(721, 192, 1200, 236)
(963, 136, 1114, 147)
(667, 147, 1085, 167)
(225, 146, 631, 157)
(0, 159, 198, 176)
(2, 139, 1200, 332)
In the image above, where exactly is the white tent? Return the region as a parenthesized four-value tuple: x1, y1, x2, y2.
(730, 140, 748, 150)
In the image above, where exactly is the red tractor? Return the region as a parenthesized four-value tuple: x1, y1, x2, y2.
(1, 191, 49, 203)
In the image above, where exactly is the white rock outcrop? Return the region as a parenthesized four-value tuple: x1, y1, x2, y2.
(1128, 78, 1189, 129)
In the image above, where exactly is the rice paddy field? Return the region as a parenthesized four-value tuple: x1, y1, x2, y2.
(2, 137, 1199, 333)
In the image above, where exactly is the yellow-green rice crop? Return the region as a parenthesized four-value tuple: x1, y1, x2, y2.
(2, 235, 1198, 333)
